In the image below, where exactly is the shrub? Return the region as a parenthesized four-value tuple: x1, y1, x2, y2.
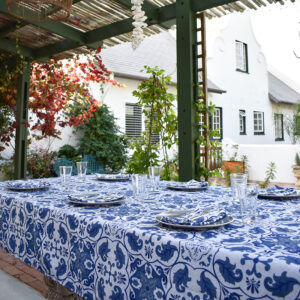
(75, 104, 128, 172)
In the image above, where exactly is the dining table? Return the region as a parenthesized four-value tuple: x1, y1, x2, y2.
(0, 176, 299, 300)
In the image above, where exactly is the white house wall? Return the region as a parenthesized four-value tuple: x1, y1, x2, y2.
(207, 13, 293, 144)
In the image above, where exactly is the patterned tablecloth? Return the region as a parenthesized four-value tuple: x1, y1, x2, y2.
(0, 176, 299, 300)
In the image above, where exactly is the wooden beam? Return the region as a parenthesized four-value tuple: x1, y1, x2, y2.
(14, 60, 31, 179)
(0, 21, 27, 38)
(34, 39, 102, 59)
(113, 0, 173, 29)
(0, 2, 86, 44)
(0, 38, 34, 58)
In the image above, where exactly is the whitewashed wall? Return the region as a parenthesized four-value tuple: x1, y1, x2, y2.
(238, 144, 299, 183)
(206, 13, 294, 145)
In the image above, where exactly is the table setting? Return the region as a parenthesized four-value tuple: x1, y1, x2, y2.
(0, 168, 299, 300)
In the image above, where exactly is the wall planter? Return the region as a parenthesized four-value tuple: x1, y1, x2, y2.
(222, 161, 245, 173)
(292, 165, 300, 187)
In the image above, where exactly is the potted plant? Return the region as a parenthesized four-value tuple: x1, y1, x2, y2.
(292, 152, 300, 187)
(221, 144, 246, 173)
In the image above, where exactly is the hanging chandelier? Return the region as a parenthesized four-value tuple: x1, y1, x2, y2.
(6, 0, 73, 22)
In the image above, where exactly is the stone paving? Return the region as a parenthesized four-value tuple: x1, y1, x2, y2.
(0, 247, 47, 297)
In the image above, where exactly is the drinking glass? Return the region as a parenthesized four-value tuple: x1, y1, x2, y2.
(148, 166, 161, 191)
(76, 161, 88, 181)
(230, 173, 247, 202)
(132, 174, 147, 201)
(237, 183, 258, 224)
(59, 166, 73, 189)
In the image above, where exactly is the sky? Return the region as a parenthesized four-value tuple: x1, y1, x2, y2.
(250, 1, 300, 92)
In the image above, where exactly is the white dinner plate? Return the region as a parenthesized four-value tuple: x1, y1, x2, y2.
(156, 210, 233, 230)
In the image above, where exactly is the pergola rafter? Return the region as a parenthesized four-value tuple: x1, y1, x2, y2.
(0, 0, 295, 180)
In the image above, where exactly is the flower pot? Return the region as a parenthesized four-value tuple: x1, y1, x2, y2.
(222, 161, 245, 173)
(292, 165, 300, 187)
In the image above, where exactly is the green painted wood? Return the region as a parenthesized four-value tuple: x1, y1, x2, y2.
(176, 0, 198, 181)
(34, 39, 103, 59)
(0, 21, 27, 38)
(0, 2, 85, 43)
(0, 38, 34, 58)
(113, 0, 173, 29)
(14, 61, 31, 179)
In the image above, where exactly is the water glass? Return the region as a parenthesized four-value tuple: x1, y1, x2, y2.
(237, 183, 258, 224)
(230, 173, 247, 202)
(132, 174, 147, 201)
(59, 166, 73, 189)
(148, 166, 161, 191)
(76, 161, 88, 181)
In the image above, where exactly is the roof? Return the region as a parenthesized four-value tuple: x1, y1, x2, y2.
(102, 31, 226, 94)
(268, 72, 300, 105)
(0, 0, 295, 60)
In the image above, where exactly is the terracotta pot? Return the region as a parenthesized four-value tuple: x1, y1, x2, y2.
(222, 161, 245, 173)
(292, 165, 300, 187)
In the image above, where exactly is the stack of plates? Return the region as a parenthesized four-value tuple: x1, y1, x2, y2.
(68, 192, 125, 206)
(96, 174, 130, 182)
(6, 181, 51, 191)
(166, 180, 208, 192)
(156, 209, 233, 230)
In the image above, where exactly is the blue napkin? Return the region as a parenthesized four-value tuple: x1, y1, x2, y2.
(260, 185, 296, 196)
(161, 209, 227, 226)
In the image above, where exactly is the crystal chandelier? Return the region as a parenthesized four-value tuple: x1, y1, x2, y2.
(6, 0, 73, 22)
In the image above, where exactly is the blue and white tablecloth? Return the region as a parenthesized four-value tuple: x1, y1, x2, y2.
(0, 176, 299, 300)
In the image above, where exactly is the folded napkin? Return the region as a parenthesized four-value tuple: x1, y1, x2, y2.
(161, 209, 227, 226)
(260, 185, 296, 196)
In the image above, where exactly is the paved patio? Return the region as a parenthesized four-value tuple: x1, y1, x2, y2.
(0, 248, 47, 298)
(0, 269, 45, 300)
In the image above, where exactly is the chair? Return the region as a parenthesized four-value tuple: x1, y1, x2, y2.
(53, 158, 77, 176)
(82, 154, 105, 174)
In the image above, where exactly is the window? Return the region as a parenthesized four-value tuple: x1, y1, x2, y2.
(209, 107, 223, 139)
(239, 110, 246, 135)
(253, 111, 264, 135)
(235, 41, 248, 73)
(274, 113, 284, 141)
(125, 103, 142, 139)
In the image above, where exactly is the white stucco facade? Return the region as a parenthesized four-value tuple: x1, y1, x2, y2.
(206, 13, 295, 144)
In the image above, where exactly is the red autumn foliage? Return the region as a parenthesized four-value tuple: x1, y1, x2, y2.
(0, 48, 122, 150)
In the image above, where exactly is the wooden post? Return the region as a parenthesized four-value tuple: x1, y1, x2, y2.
(14, 60, 30, 179)
(176, 0, 198, 181)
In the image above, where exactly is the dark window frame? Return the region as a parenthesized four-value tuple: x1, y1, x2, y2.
(239, 109, 246, 135)
(235, 40, 249, 74)
(253, 111, 265, 135)
(209, 106, 223, 140)
(274, 113, 284, 141)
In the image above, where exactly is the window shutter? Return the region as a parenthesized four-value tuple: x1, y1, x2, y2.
(125, 103, 142, 139)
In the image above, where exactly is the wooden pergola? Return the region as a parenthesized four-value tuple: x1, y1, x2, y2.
(0, 0, 294, 180)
